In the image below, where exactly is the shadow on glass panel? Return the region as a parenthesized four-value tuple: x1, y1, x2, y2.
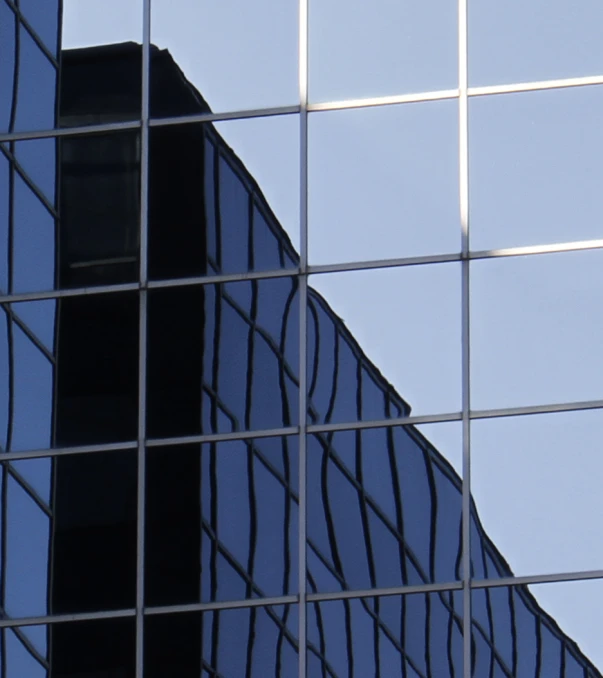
(147, 281, 299, 439)
(144, 605, 299, 678)
(145, 437, 298, 606)
(0, 617, 135, 677)
(0, 450, 137, 619)
(471, 582, 603, 676)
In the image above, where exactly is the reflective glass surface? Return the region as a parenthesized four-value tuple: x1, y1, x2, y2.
(147, 281, 299, 439)
(1, 292, 139, 452)
(308, 424, 463, 593)
(470, 251, 603, 410)
(471, 581, 603, 675)
(308, 0, 457, 102)
(308, 102, 459, 266)
(308, 592, 464, 677)
(469, 87, 603, 252)
(144, 605, 299, 677)
(148, 116, 299, 281)
(2, 131, 140, 294)
(469, 0, 603, 86)
(309, 264, 461, 422)
(145, 437, 298, 606)
(150, 0, 298, 116)
(0, 617, 135, 677)
(1, 0, 143, 134)
(2, 1, 603, 675)
(0, 450, 137, 619)
(471, 410, 603, 578)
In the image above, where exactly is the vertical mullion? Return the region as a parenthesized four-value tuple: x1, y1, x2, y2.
(136, 1, 151, 677)
(298, 0, 309, 672)
(458, 0, 471, 675)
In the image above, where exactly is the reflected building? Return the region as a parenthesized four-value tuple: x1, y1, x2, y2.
(0, 15, 601, 678)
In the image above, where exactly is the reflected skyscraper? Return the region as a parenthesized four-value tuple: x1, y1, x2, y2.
(0, 5, 601, 676)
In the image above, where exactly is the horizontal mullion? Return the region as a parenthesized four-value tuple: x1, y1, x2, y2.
(3, 71, 603, 144)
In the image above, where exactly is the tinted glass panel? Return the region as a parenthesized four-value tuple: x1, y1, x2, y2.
(1, 1, 143, 133)
(2, 297, 142, 453)
(308, 592, 463, 677)
(3, 130, 140, 294)
(308, 102, 459, 265)
(148, 117, 298, 281)
(309, 264, 461, 422)
(469, 87, 603, 252)
(470, 250, 603, 410)
(147, 281, 299, 439)
(150, 0, 298, 116)
(309, 0, 457, 102)
(469, 0, 603, 86)
(471, 411, 603, 578)
(1, 617, 135, 677)
(144, 605, 299, 677)
(0, 450, 136, 619)
(308, 425, 462, 593)
(472, 581, 603, 676)
(145, 437, 298, 606)
(60, 0, 143, 129)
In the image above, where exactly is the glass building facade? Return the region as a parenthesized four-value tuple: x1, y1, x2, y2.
(1, 0, 603, 676)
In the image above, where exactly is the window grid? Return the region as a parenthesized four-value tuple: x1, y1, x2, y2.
(0, 0, 601, 675)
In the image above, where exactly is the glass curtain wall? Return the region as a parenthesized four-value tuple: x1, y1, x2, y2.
(1, 0, 603, 676)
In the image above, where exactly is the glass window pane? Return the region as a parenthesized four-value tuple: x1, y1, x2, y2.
(469, 0, 603, 86)
(309, 264, 461, 422)
(472, 582, 603, 675)
(309, 0, 457, 102)
(6, 130, 140, 294)
(309, 592, 463, 677)
(308, 424, 462, 593)
(60, 0, 143, 129)
(2, 1, 143, 133)
(150, 0, 298, 116)
(55, 292, 140, 448)
(471, 411, 603, 578)
(470, 251, 603, 410)
(469, 87, 603, 252)
(2, 450, 137, 618)
(3, 293, 138, 454)
(309, 102, 459, 266)
(145, 437, 298, 606)
(148, 116, 299, 281)
(147, 281, 299, 439)
(2, 617, 135, 676)
(144, 606, 299, 677)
